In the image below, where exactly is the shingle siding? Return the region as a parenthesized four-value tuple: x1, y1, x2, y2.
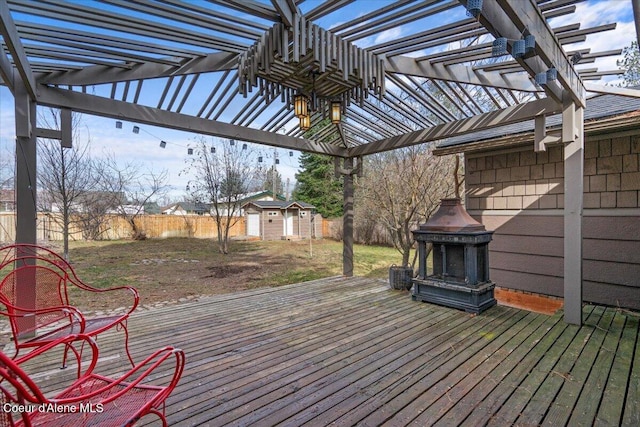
(465, 132, 640, 310)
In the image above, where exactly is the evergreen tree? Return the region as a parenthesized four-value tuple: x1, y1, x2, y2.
(293, 152, 343, 218)
(220, 170, 246, 198)
(262, 166, 285, 197)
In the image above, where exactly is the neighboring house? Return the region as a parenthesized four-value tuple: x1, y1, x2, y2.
(243, 200, 317, 240)
(161, 202, 210, 216)
(144, 201, 161, 215)
(215, 190, 287, 217)
(48, 191, 127, 214)
(0, 189, 15, 212)
(163, 191, 286, 217)
(434, 91, 640, 310)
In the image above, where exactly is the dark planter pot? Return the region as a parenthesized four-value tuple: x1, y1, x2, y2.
(389, 265, 413, 290)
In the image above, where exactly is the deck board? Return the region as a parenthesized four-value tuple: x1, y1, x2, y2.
(6, 277, 639, 426)
(622, 314, 640, 427)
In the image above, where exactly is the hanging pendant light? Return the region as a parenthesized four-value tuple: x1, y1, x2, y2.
(492, 37, 507, 57)
(331, 101, 341, 124)
(535, 72, 547, 86)
(512, 39, 526, 59)
(294, 94, 308, 118)
(466, 0, 483, 17)
(300, 114, 311, 131)
(524, 34, 535, 54)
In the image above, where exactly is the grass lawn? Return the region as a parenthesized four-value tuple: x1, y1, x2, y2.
(60, 238, 409, 312)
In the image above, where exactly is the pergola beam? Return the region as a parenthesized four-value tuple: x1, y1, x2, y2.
(271, 0, 298, 27)
(0, 45, 14, 93)
(347, 97, 562, 157)
(385, 56, 539, 93)
(209, 0, 279, 22)
(468, 0, 561, 104)
(37, 52, 238, 86)
(37, 85, 348, 157)
(492, 0, 586, 107)
(583, 83, 640, 98)
(633, 0, 640, 47)
(0, 0, 37, 99)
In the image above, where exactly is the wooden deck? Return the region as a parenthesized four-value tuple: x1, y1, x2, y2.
(11, 276, 640, 426)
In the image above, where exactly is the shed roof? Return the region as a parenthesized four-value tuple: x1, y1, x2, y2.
(244, 200, 315, 210)
(162, 201, 210, 213)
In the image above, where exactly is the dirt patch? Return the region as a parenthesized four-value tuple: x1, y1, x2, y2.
(203, 265, 246, 278)
(55, 238, 400, 313)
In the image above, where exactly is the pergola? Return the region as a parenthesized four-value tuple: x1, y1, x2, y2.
(2, 0, 640, 325)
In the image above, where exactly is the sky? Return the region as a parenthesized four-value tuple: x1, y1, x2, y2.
(0, 0, 637, 202)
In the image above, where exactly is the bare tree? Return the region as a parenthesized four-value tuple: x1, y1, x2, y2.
(0, 142, 13, 191)
(95, 155, 168, 240)
(37, 109, 98, 259)
(358, 145, 457, 268)
(185, 137, 260, 254)
(74, 190, 114, 241)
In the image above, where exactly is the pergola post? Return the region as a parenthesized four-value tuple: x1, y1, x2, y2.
(15, 78, 37, 245)
(14, 76, 37, 335)
(342, 157, 354, 277)
(562, 93, 584, 325)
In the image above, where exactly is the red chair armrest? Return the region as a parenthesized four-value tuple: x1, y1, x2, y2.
(0, 302, 86, 329)
(66, 280, 140, 313)
(52, 347, 186, 405)
(14, 334, 99, 377)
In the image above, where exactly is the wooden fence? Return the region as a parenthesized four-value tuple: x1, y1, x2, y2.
(0, 213, 246, 242)
(0, 212, 330, 242)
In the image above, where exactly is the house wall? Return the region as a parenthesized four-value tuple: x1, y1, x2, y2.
(262, 209, 284, 240)
(465, 132, 640, 310)
(296, 210, 313, 238)
(244, 207, 315, 241)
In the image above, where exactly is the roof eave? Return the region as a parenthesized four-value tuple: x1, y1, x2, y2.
(433, 112, 640, 156)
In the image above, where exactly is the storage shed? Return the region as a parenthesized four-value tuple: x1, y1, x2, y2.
(243, 201, 317, 241)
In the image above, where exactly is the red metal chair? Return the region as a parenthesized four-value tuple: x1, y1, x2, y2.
(0, 244, 139, 366)
(0, 334, 185, 426)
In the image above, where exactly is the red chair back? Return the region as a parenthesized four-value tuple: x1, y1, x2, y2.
(0, 351, 48, 427)
(0, 265, 72, 338)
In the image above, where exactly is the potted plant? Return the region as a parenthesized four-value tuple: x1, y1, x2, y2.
(389, 264, 414, 290)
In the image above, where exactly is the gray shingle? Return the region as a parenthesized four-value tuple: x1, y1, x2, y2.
(437, 90, 640, 149)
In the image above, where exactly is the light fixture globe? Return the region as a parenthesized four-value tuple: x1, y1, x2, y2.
(300, 114, 311, 131)
(331, 101, 341, 124)
(294, 94, 309, 118)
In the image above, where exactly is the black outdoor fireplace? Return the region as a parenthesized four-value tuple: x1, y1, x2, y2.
(412, 198, 496, 314)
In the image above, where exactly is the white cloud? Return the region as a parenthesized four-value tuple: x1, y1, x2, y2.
(374, 27, 404, 45)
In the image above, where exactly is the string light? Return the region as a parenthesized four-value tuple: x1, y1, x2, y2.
(465, 0, 482, 18)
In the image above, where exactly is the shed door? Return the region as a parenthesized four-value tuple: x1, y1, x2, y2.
(247, 213, 260, 236)
(283, 211, 294, 236)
